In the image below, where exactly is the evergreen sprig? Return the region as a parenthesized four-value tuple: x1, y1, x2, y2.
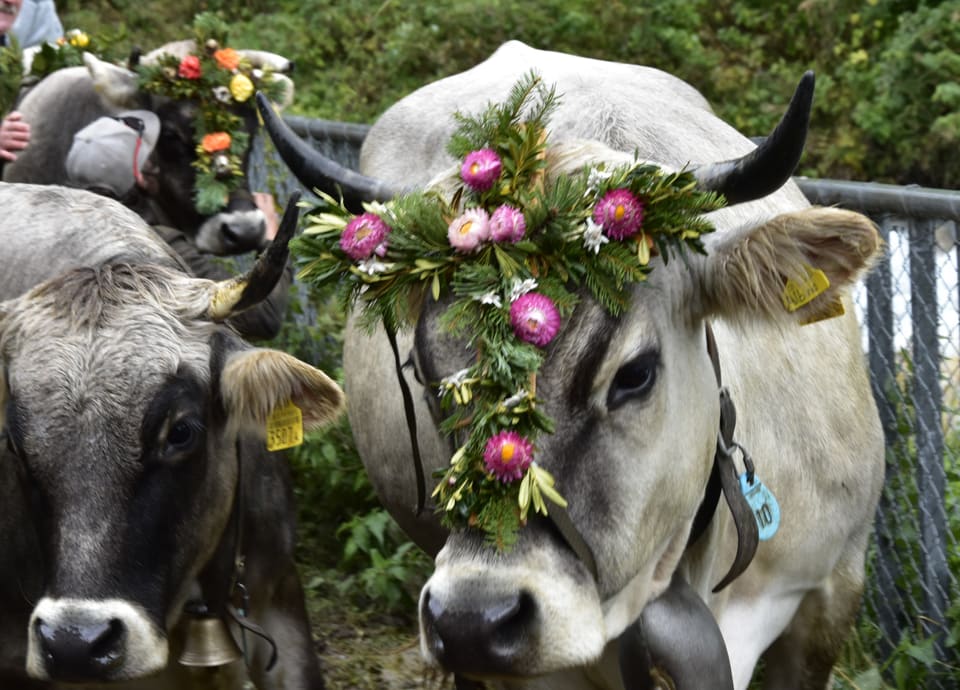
(294, 73, 724, 548)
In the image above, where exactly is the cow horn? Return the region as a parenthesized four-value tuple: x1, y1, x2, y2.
(208, 191, 301, 321)
(692, 71, 814, 205)
(256, 92, 400, 213)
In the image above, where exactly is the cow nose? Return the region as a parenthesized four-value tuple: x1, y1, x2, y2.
(421, 587, 536, 675)
(35, 616, 126, 682)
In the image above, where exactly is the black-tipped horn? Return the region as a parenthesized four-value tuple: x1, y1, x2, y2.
(255, 92, 400, 212)
(693, 71, 815, 205)
(208, 191, 301, 321)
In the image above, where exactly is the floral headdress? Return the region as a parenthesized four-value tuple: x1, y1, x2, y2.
(137, 13, 288, 214)
(295, 74, 724, 548)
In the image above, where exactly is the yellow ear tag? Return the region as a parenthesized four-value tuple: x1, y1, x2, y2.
(266, 401, 303, 451)
(799, 298, 846, 325)
(781, 265, 830, 312)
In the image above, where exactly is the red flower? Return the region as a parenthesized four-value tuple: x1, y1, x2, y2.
(340, 213, 391, 260)
(460, 148, 502, 192)
(178, 55, 202, 80)
(483, 431, 534, 483)
(510, 292, 561, 347)
(593, 188, 645, 240)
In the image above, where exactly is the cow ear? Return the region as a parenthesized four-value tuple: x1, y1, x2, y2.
(220, 348, 345, 435)
(696, 207, 881, 324)
(83, 52, 139, 108)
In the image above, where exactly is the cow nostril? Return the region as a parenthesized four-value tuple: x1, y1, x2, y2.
(90, 619, 126, 667)
(490, 590, 535, 650)
(220, 222, 240, 246)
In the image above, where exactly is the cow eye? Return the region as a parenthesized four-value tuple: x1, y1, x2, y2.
(607, 351, 659, 410)
(165, 417, 203, 456)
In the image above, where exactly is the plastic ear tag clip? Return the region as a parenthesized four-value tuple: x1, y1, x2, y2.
(799, 297, 846, 325)
(781, 265, 830, 312)
(739, 472, 780, 541)
(266, 401, 303, 451)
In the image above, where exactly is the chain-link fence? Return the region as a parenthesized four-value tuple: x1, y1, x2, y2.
(250, 121, 960, 681)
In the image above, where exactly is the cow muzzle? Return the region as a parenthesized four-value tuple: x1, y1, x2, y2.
(419, 547, 606, 677)
(26, 597, 168, 682)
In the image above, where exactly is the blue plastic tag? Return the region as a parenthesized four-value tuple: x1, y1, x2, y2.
(739, 473, 780, 541)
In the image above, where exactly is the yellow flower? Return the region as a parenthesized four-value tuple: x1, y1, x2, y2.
(68, 31, 89, 48)
(229, 73, 254, 103)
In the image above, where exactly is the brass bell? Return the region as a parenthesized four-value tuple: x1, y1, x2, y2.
(178, 602, 243, 668)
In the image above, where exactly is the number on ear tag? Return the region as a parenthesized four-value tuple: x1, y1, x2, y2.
(781, 265, 830, 312)
(266, 401, 303, 451)
(739, 473, 780, 541)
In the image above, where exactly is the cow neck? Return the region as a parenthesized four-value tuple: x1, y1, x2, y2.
(386, 321, 759, 592)
(189, 438, 279, 672)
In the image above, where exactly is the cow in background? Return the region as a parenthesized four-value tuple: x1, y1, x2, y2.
(3, 39, 294, 257)
(0, 182, 338, 690)
(260, 41, 885, 690)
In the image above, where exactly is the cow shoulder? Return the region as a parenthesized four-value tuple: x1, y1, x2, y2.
(220, 348, 345, 432)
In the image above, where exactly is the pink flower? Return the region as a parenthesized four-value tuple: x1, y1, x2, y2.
(339, 213, 391, 260)
(447, 208, 490, 252)
(510, 292, 561, 347)
(593, 188, 644, 240)
(178, 55, 202, 80)
(460, 149, 502, 192)
(490, 204, 526, 243)
(483, 431, 534, 483)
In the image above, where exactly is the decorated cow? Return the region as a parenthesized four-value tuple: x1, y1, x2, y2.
(0, 182, 339, 690)
(260, 42, 885, 690)
(3, 14, 294, 257)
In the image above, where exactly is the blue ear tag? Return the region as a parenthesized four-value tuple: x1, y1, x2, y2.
(739, 473, 780, 541)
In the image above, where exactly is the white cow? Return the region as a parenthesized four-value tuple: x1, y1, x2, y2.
(260, 41, 885, 690)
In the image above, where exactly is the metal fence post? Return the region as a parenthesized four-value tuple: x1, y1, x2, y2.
(909, 219, 949, 658)
(868, 216, 907, 656)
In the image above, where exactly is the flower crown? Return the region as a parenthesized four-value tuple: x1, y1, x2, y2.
(296, 74, 724, 548)
(137, 13, 287, 214)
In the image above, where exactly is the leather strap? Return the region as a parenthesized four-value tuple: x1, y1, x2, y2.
(386, 324, 426, 516)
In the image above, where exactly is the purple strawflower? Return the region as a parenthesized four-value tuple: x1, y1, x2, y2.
(490, 204, 526, 243)
(483, 431, 534, 483)
(339, 213, 391, 260)
(510, 292, 561, 347)
(461, 148, 502, 192)
(593, 188, 645, 240)
(447, 208, 491, 252)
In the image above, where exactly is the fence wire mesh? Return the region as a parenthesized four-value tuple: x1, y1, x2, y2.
(250, 122, 960, 683)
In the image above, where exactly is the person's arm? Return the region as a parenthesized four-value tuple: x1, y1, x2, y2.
(152, 224, 293, 341)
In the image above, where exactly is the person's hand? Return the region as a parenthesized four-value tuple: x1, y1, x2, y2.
(252, 191, 280, 241)
(0, 111, 31, 162)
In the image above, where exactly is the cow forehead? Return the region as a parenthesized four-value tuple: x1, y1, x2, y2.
(2, 266, 217, 416)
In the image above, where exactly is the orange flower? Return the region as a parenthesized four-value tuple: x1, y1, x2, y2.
(201, 132, 232, 153)
(213, 48, 240, 71)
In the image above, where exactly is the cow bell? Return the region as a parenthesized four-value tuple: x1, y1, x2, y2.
(178, 602, 242, 668)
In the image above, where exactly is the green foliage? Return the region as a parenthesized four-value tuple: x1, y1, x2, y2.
(0, 39, 22, 115)
(60, 0, 960, 188)
(853, 1, 960, 187)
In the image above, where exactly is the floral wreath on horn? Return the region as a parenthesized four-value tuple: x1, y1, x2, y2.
(137, 13, 288, 214)
(295, 73, 724, 549)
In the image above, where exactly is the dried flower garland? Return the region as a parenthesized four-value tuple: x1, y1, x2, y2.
(294, 73, 724, 548)
(137, 13, 287, 214)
